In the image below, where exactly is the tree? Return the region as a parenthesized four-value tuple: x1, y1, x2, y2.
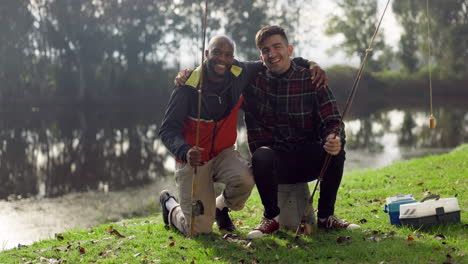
(392, 0, 421, 73)
(393, 0, 468, 77)
(325, 0, 387, 71)
(0, 0, 33, 100)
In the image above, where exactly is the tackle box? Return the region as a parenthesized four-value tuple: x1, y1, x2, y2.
(383, 194, 417, 225)
(399, 196, 461, 229)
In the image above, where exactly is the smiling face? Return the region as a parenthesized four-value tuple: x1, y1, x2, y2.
(259, 34, 293, 75)
(205, 37, 235, 81)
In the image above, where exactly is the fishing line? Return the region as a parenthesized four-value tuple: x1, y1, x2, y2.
(296, 0, 392, 236)
(426, 0, 436, 128)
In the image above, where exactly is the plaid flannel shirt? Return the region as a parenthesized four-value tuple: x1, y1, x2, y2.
(243, 61, 345, 154)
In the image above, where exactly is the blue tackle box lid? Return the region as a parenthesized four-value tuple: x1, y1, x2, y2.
(384, 194, 417, 213)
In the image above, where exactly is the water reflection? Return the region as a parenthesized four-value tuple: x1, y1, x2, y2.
(0, 108, 170, 200)
(342, 108, 468, 170)
(1, 106, 466, 201)
(0, 105, 467, 250)
(346, 108, 468, 150)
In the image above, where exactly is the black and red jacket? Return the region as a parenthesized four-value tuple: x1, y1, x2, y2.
(159, 59, 309, 164)
(159, 60, 263, 163)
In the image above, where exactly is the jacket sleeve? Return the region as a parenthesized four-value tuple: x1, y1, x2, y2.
(241, 60, 264, 86)
(291, 57, 309, 68)
(158, 86, 192, 163)
(316, 85, 346, 144)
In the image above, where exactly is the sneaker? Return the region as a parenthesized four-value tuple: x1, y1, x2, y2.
(216, 207, 235, 232)
(159, 190, 177, 225)
(247, 217, 279, 239)
(317, 215, 361, 230)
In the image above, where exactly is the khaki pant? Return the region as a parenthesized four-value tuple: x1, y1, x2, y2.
(168, 147, 254, 235)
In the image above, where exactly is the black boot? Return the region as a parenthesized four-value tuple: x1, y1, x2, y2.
(215, 207, 235, 232)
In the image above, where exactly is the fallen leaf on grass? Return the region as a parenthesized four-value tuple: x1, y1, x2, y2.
(434, 234, 446, 240)
(417, 182, 424, 186)
(265, 242, 279, 249)
(107, 227, 125, 238)
(134, 252, 142, 257)
(55, 234, 64, 241)
(423, 189, 432, 196)
(169, 242, 175, 247)
(213, 257, 222, 260)
(371, 209, 378, 213)
(245, 242, 255, 249)
(407, 235, 415, 241)
(128, 235, 136, 240)
(79, 247, 86, 254)
(39, 257, 62, 264)
(359, 219, 367, 224)
(336, 236, 352, 243)
(98, 250, 113, 257)
(222, 233, 248, 245)
(368, 236, 381, 242)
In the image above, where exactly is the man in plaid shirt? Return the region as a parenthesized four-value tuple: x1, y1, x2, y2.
(243, 25, 360, 239)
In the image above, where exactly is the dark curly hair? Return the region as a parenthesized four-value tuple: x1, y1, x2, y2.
(255, 25, 289, 49)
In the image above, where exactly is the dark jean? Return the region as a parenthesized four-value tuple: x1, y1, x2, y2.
(251, 144, 345, 219)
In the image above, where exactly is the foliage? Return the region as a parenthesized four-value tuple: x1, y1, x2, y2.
(1, 145, 466, 263)
(325, 0, 387, 71)
(0, 0, 303, 104)
(393, 0, 468, 76)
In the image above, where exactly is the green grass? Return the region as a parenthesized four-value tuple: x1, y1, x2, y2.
(1, 145, 467, 264)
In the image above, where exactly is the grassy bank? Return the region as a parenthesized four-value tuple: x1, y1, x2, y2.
(1, 145, 466, 264)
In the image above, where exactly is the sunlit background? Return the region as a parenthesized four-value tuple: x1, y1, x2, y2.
(1, 0, 467, 250)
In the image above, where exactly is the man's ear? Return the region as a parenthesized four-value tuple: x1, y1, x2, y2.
(288, 45, 294, 56)
(260, 54, 265, 63)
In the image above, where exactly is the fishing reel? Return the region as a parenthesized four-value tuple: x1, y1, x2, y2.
(191, 199, 205, 216)
(296, 222, 314, 236)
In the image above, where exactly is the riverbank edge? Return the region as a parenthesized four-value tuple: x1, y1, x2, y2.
(0, 144, 466, 264)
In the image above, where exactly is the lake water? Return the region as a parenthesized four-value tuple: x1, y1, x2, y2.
(1, 103, 467, 250)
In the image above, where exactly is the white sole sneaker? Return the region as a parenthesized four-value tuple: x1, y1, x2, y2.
(346, 223, 361, 229)
(247, 230, 265, 239)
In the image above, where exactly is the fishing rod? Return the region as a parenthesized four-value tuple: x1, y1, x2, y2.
(190, 0, 209, 237)
(295, 0, 392, 236)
